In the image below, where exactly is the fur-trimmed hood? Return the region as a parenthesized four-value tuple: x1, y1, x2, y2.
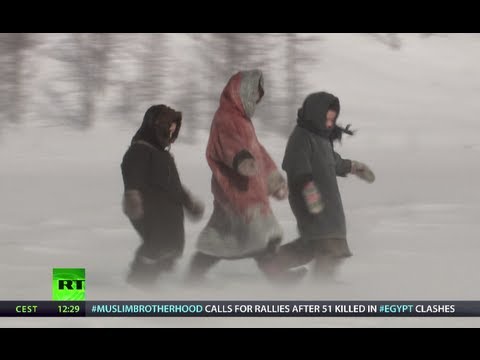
(297, 92, 354, 143)
(132, 104, 182, 150)
(297, 91, 340, 138)
(219, 70, 264, 120)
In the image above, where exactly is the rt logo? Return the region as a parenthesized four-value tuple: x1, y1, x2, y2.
(52, 268, 86, 301)
(58, 279, 85, 290)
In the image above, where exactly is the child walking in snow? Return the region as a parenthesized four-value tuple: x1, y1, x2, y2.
(268, 92, 375, 280)
(187, 70, 305, 284)
(121, 104, 204, 286)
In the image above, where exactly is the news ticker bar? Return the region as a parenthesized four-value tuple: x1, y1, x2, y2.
(3, 301, 480, 317)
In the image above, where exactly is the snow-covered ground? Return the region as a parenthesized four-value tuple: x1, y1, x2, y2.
(1, 33, 480, 327)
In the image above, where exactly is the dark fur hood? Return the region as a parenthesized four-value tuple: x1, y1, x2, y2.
(132, 104, 182, 150)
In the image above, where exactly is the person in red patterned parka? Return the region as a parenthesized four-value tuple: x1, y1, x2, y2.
(187, 70, 306, 283)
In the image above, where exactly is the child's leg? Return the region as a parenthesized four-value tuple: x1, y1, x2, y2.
(186, 251, 221, 282)
(275, 237, 315, 268)
(312, 254, 340, 280)
(156, 256, 177, 273)
(256, 237, 314, 275)
(127, 219, 155, 284)
(127, 249, 162, 285)
(312, 238, 352, 281)
(130, 219, 147, 239)
(127, 219, 182, 285)
(255, 237, 308, 284)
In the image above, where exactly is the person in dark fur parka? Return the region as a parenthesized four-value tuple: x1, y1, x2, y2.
(121, 104, 204, 286)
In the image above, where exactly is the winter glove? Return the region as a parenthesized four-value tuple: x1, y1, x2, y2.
(351, 161, 375, 183)
(267, 171, 288, 200)
(273, 182, 289, 200)
(302, 181, 324, 214)
(182, 187, 205, 222)
(237, 158, 258, 177)
(122, 190, 144, 220)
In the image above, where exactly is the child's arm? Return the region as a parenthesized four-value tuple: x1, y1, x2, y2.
(211, 123, 257, 177)
(333, 151, 353, 177)
(121, 145, 150, 220)
(282, 134, 323, 213)
(282, 133, 313, 189)
(333, 150, 375, 183)
(258, 144, 287, 199)
(181, 186, 205, 222)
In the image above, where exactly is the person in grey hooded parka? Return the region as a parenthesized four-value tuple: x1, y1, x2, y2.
(264, 91, 375, 279)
